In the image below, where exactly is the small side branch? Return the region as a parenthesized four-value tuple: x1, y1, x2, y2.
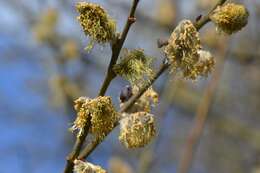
(63, 118, 91, 173)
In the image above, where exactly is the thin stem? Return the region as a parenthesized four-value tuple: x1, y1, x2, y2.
(98, 0, 140, 96)
(63, 117, 91, 173)
(194, 0, 226, 30)
(77, 0, 228, 160)
(63, 1, 140, 173)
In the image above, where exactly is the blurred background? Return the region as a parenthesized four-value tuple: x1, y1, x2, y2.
(0, 0, 260, 173)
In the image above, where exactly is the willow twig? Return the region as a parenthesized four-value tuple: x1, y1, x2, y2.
(77, 0, 228, 160)
(63, 1, 140, 173)
(98, 0, 140, 96)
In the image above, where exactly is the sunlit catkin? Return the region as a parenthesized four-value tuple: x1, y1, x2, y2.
(113, 49, 153, 85)
(76, 2, 116, 49)
(71, 96, 118, 138)
(119, 112, 156, 148)
(210, 3, 249, 34)
(74, 160, 106, 173)
(164, 20, 202, 78)
(183, 50, 216, 80)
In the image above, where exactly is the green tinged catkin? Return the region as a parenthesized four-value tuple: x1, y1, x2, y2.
(210, 3, 249, 34)
(74, 160, 106, 173)
(119, 112, 156, 148)
(113, 49, 153, 85)
(71, 96, 118, 138)
(76, 2, 116, 49)
(164, 20, 217, 80)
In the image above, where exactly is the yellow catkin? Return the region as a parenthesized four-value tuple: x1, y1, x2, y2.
(210, 3, 249, 34)
(164, 20, 202, 78)
(183, 50, 216, 80)
(74, 160, 106, 173)
(76, 2, 116, 46)
(113, 49, 153, 85)
(119, 112, 156, 148)
(71, 96, 118, 138)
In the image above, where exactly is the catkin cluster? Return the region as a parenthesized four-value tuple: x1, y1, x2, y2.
(113, 49, 153, 85)
(164, 20, 216, 80)
(210, 3, 249, 35)
(119, 112, 156, 148)
(74, 160, 106, 173)
(164, 20, 202, 79)
(76, 2, 116, 47)
(71, 96, 118, 138)
(183, 50, 216, 80)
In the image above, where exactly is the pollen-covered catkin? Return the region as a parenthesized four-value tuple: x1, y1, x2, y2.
(71, 96, 118, 138)
(164, 20, 202, 78)
(113, 49, 153, 85)
(76, 2, 116, 48)
(210, 3, 249, 34)
(74, 160, 106, 173)
(183, 50, 216, 80)
(119, 112, 156, 148)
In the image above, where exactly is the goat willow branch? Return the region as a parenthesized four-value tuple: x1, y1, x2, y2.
(63, 1, 140, 173)
(98, 0, 140, 96)
(78, 0, 228, 160)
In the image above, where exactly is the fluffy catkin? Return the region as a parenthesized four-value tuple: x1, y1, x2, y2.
(113, 49, 153, 85)
(74, 160, 106, 173)
(71, 96, 118, 138)
(210, 3, 249, 34)
(183, 50, 216, 80)
(76, 2, 116, 48)
(119, 112, 156, 148)
(164, 20, 202, 78)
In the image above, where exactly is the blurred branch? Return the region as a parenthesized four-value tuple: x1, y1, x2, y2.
(212, 116, 260, 151)
(177, 43, 229, 173)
